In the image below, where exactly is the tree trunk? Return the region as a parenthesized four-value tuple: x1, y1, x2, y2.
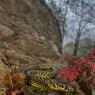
(73, 31, 81, 56)
(93, 40, 95, 48)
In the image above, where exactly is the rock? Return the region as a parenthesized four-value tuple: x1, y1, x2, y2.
(0, 24, 14, 38)
(0, 0, 62, 67)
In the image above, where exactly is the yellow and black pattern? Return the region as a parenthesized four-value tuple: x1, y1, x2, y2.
(25, 64, 74, 94)
(47, 81, 74, 92)
(31, 70, 55, 79)
(28, 77, 74, 93)
(28, 78, 50, 92)
(41, 79, 74, 92)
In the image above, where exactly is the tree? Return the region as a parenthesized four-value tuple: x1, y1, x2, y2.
(69, 0, 95, 56)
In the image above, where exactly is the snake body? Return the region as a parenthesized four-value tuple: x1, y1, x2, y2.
(25, 64, 74, 94)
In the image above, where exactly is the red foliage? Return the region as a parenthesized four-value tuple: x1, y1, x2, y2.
(6, 88, 24, 95)
(60, 67, 78, 81)
(90, 62, 95, 72)
(6, 88, 17, 95)
(59, 48, 95, 81)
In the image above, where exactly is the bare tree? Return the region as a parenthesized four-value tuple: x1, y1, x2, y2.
(69, 0, 95, 56)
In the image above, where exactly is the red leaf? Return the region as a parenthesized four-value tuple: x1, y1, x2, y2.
(59, 48, 95, 81)
(59, 67, 78, 81)
(90, 62, 95, 72)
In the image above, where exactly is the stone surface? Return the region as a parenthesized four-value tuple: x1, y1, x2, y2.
(0, 0, 62, 67)
(0, 24, 14, 38)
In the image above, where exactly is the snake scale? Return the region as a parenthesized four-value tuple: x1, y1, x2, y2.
(25, 64, 74, 94)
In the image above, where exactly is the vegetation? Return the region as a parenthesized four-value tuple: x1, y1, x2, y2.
(0, 49, 94, 95)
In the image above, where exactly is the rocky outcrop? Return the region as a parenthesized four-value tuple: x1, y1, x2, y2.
(0, 0, 62, 67)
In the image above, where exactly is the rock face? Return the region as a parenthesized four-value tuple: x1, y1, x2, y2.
(0, 0, 62, 67)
